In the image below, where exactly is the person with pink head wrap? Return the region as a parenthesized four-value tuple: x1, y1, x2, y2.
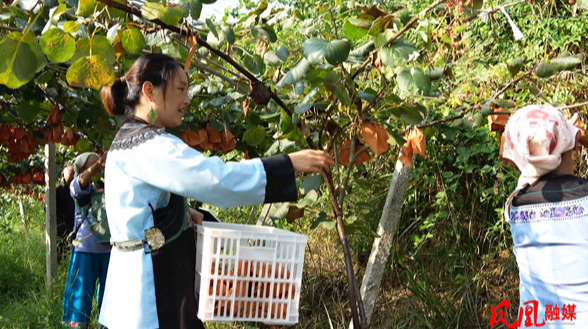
(501, 104, 588, 328)
(502, 104, 580, 188)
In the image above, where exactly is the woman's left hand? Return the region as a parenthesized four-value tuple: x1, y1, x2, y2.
(188, 207, 203, 226)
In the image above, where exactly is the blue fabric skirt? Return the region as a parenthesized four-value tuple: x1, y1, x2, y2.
(63, 250, 110, 324)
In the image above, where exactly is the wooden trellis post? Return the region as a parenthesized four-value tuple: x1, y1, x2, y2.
(44, 143, 57, 289)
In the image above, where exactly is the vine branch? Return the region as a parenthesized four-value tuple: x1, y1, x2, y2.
(491, 71, 531, 99)
(399, 108, 472, 135)
(171, 35, 247, 80)
(558, 101, 588, 110)
(322, 169, 367, 329)
(95, 0, 292, 115)
(0, 24, 21, 32)
(351, 0, 447, 80)
(170, 36, 248, 93)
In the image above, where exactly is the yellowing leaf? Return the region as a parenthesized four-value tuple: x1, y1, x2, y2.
(141, 2, 183, 26)
(39, 28, 76, 63)
(71, 36, 116, 66)
(77, 0, 105, 17)
(360, 120, 389, 156)
(66, 55, 114, 90)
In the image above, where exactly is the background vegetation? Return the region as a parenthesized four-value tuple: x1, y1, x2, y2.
(1, 0, 588, 328)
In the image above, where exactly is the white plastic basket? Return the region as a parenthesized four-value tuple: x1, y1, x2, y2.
(195, 222, 308, 325)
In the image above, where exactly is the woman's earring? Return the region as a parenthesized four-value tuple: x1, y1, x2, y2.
(148, 106, 158, 125)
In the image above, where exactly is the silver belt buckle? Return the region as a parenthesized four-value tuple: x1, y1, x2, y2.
(144, 227, 165, 250)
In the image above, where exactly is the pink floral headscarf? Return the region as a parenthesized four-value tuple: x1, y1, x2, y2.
(502, 104, 580, 188)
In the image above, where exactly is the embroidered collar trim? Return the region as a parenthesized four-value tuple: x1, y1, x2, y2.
(110, 117, 166, 151)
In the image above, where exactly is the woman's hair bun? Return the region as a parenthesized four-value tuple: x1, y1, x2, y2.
(101, 77, 128, 116)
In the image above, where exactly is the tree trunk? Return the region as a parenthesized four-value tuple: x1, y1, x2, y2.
(45, 143, 57, 290)
(351, 157, 413, 328)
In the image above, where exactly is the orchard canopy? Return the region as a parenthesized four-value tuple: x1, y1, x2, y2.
(0, 0, 587, 186)
(2, 0, 588, 326)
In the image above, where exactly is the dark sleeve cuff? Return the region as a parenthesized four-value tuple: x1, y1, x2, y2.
(260, 155, 297, 203)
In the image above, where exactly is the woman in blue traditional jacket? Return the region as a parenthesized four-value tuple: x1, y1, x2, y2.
(97, 53, 333, 329)
(501, 105, 588, 328)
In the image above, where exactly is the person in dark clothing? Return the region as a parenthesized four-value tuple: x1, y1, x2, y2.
(56, 165, 75, 262)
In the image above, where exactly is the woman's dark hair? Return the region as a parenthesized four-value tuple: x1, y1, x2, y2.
(101, 53, 183, 116)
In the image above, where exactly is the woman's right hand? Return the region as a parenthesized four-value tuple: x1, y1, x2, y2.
(288, 150, 334, 174)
